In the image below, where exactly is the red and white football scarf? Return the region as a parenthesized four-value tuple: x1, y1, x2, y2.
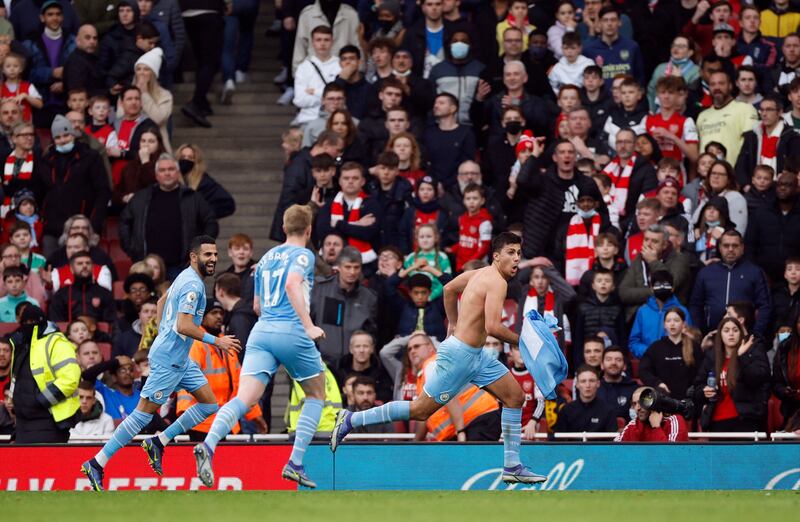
(565, 212, 601, 285)
(758, 122, 782, 171)
(523, 287, 555, 318)
(2, 151, 33, 216)
(330, 191, 377, 263)
(602, 154, 636, 217)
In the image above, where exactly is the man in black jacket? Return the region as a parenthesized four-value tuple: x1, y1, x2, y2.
(401, 0, 460, 78)
(214, 272, 256, 363)
(49, 251, 116, 323)
(63, 24, 106, 96)
(269, 130, 343, 242)
(516, 138, 608, 261)
(745, 171, 800, 282)
(119, 154, 218, 274)
(335, 330, 393, 404)
(553, 365, 617, 433)
(36, 115, 110, 257)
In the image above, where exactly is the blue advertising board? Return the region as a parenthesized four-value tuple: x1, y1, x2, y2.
(303, 443, 800, 491)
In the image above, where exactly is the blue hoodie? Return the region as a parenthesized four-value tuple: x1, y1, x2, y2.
(628, 295, 691, 359)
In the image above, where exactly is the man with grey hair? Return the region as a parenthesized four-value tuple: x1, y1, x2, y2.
(440, 159, 505, 234)
(310, 246, 378, 365)
(120, 152, 218, 276)
(618, 223, 691, 321)
(39, 114, 110, 257)
(601, 127, 657, 225)
(472, 59, 553, 138)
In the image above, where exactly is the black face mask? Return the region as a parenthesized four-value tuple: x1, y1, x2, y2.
(504, 121, 523, 135)
(378, 20, 395, 32)
(653, 287, 673, 301)
(179, 159, 194, 175)
(529, 46, 547, 60)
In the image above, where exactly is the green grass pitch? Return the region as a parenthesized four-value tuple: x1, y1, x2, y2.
(1, 491, 798, 522)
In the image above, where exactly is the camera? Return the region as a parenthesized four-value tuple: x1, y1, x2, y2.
(639, 387, 694, 419)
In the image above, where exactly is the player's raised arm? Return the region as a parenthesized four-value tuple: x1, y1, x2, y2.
(285, 271, 325, 341)
(484, 279, 519, 346)
(443, 270, 480, 330)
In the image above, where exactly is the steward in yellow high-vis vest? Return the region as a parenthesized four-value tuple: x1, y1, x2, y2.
(12, 306, 80, 442)
(285, 364, 342, 433)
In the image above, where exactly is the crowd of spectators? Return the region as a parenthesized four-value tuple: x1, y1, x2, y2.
(4, 0, 800, 443)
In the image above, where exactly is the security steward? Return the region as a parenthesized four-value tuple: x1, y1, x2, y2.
(11, 305, 80, 442)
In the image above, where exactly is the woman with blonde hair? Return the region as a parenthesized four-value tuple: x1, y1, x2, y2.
(142, 254, 170, 295)
(175, 143, 236, 219)
(128, 47, 173, 152)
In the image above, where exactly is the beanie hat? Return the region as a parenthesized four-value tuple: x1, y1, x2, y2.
(515, 130, 535, 156)
(51, 114, 76, 138)
(135, 47, 163, 79)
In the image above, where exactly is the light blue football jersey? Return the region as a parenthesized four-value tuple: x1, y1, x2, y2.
(254, 244, 314, 326)
(148, 266, 207, 368)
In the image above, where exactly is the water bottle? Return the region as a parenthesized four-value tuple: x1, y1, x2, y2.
(707, 372, 717, 402)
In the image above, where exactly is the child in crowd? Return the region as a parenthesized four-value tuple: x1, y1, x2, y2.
(603, 77, 647, 149)
(496, 0, 536, 53)
(86, 96, 120, 154)
(8, 221, 45, 273)
(693, 196, 734, 265)
(1, 190, 42, 250)
(573, 268, 626, 358)
(67, 89, 89, 115)
(554, 84, 581, 137)
(67, 319, 91, 345)
(558, 188, 607, 285)
(625, 199, 661, 262)
(0, 266, 38, 322)
(0, 53, 42, 122)
(398, 176, 451, 253)
(449, 184, 493, 272)
(403, 223, 452, 301)
(744, 164, 776, 215)
(591, 173, 619, 229)
(645, 76, 698, 168)
(388, 273, 447, 341)
(507, 131, 534, 200)
(547, 0, 577, 59)
(578, 232, 627, 295)
(549, 32, 594, 95)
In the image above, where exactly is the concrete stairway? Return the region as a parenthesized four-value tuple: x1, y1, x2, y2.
(170, 2, 293, 432)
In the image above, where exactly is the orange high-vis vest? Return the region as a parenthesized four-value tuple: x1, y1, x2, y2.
(417, 355, 500, 441)
(176, 330, 262, 433)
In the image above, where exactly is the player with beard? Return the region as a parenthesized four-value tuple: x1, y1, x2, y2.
(80, 236, 241, 491)
(331, 232, 547, 484)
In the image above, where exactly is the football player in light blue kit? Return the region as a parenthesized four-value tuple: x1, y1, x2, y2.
(81, 236, 242, 491)
(194, 204, 327, 488)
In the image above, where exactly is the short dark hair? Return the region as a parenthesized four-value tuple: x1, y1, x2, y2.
(650, 270, 674, 288)
(322, 83, 346, 97)
(592, 267, 613, 281)
(407, 273, 432, 291)
(78, 380, 96, 392)
(463, 183, 484, 198)
(352, 375, 377, 391)
(340, 161, 364, 176)
(761, 94, 784, 112)
(311, 153, 336, 170)
(576, 364, 601, 378)
(215, 272, 242, 298)
(376, 151, 400, 168)
(583, 65, 603, 78)
(69, 250, 92, 265)
(726, 300, 755, 332)
(135, 21, 160, 40)
(3, 265, 25, 281)
(603, 345, 627, 359)
(598, 5, 619, 18)
(339, 44, 361, 59)
(584, 335, 605, 348)
(121, 85, 140, 99)
(562, 32, 581, 48)
(189, 235, 216, 255)
(490, 231, 521, 256)
(436, 92, 459, 111)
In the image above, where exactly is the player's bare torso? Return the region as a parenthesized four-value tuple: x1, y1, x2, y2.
(452, 266, 507, 348)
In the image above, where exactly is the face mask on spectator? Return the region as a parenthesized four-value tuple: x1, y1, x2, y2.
(378, 20, 395, 32)
(504, 121, 523, 135)
(393, 68, 411, 77)
(576, 208, 597, 219)
(179, 159, 195, 175)
(529, 46, 547, 59)
(56, 142, 74, 154)
(652, 283, 673, 301)
(706, 220, 720, 228)
(778, 331, 790, 344)
(450, 42, 470, 60)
